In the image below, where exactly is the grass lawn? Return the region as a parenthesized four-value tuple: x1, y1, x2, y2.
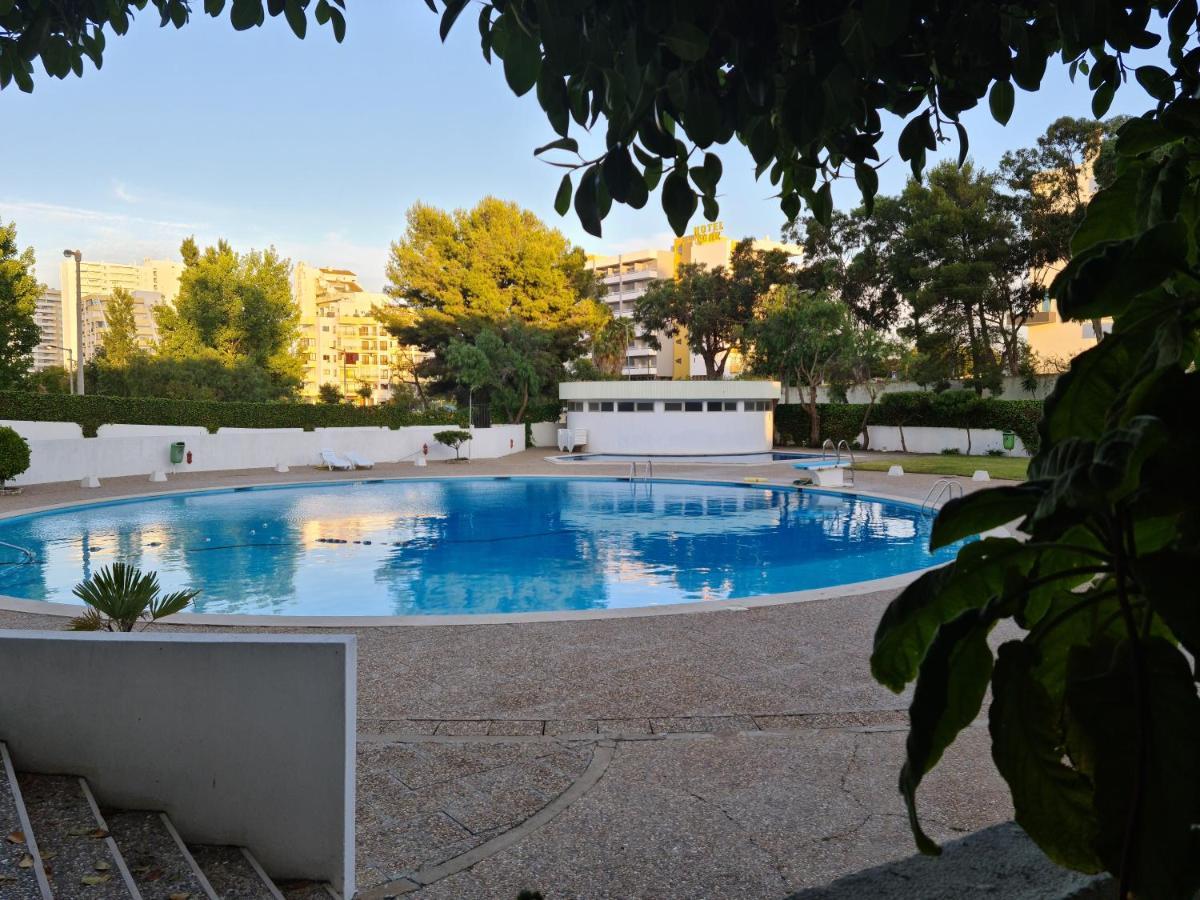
(853, 452, 1029, 481)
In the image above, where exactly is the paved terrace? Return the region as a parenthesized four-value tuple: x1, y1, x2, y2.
(0, 451, 1095, 898)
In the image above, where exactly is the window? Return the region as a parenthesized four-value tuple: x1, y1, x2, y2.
(601, 401, 614, 412)
(724, 401, 739, 411)
(707, 401, 724, 412)
(664, 401, 683, 411)
(617, 401, 635, 412)
(635, 401, 654, 412)
(588, 401, 615, 412)
(684, 401, 703, 412)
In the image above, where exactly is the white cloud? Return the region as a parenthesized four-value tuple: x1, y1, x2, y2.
(112, 181, 138, 203)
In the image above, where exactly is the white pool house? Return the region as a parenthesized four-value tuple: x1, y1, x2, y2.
(558, 381, 780, 454)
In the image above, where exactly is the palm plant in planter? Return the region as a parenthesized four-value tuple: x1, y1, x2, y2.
(69, 563, 199, 632)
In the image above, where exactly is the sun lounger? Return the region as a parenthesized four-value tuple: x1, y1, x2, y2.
(346, 451, 374, 469)
(321, 449, 354, 471)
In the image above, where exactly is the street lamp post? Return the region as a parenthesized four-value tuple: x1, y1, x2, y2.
(62, 249, 84, 396)
(41, 345, 75, 394)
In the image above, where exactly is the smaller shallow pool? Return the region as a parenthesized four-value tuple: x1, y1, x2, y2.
(551, 451, 818, 465)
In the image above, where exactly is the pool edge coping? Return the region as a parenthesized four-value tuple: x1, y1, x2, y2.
(0, 473, 996, 628)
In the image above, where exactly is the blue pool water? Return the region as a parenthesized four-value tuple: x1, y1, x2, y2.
(553, 452, 818, 464)
(0, 478, 957, 617)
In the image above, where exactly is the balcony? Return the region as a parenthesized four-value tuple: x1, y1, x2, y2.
(1027, 309, 1058, 325)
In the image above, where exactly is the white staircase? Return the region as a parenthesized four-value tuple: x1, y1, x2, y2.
(0, 743, 339, 900)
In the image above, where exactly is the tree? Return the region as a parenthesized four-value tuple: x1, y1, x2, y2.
(0, 219, 41, 389)
(381, 197, 604, 407)
(591, 313, 637, 378)
(445, 327, 546, 424)
(156, 239, 301, 397)
(0, 425, 31, 489)
(355, 383, 374, 405)
(317, 383, 343, 404)
(0, 2, 346, 94)
(831, 328, 906, 450)
(432, 429, 472, 462)
(749, 288, 857, 446)
(98, 287, 142, 369)
(634, 239, 794, 378)
(26, 365, 71, 394)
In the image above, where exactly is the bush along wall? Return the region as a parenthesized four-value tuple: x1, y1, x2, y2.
(776, 391, 1043, 453)
(0, 391, 464, 438)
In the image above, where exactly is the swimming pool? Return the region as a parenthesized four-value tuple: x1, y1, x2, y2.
(0, 477, 957, 617)
(552, 452, 818, 465)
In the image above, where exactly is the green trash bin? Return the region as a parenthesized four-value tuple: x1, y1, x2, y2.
(1002, 431, 1015, 451)
(170, 441, 186, 464)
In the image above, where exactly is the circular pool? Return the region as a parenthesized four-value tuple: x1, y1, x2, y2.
(0, 477, 958, 617)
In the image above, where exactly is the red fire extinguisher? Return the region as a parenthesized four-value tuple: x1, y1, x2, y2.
(186, 450, 193, 464)
(422, 443, 428, 457)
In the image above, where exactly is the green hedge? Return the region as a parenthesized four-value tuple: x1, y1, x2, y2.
(0, 391, 463, 438)
(776, 391, 1043, 453)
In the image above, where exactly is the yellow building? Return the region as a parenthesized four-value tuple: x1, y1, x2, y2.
(587, 225, 801, 379)
(58, 258, 183, 364)
(1023, 158, 1112, 370)
(292, 263, 419, 405)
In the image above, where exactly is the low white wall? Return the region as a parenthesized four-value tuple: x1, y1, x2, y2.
(781, 373, 1058, 404)
(0, 631, 356, 895)
(566, 409, 772, 454)
(0, 421, 526, 486)
(530, 421, 560, 448)
(865, 425, 1030, 456)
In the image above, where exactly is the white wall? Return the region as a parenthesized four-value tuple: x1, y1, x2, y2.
(781, 373, 1057, 405)
(566, 409, 772, 454)
(0, 631, 356, 896)
(864, 425, 1030, 456)
(0, 421, 526, 486)
(530, 421, 559, 448)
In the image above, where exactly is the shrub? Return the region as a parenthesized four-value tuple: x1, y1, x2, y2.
(940, 447, 961, 455)
(0, 390, 463, 437)
(0, 425, 30, 487)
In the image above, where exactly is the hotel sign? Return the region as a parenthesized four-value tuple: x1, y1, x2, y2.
(692, 221, 724, 244)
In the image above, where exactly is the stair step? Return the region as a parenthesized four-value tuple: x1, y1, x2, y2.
(16, 774, 139, 899)
(276, 881, 340, 900)
(104, 810, 218, 900)
(187, 845, 283, 900)
(0, 744, 51, 899)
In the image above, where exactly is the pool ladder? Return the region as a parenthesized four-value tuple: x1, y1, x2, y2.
(821, 439, 856, 487)
(628, 460, 654, 482)
(921, 479, 963, 517)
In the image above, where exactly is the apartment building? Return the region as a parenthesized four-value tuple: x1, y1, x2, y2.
(58, 258, 184, 363)
(587, 225, 801, 379)
(293, 263, 417, 405)
(31, 289, 64, 372)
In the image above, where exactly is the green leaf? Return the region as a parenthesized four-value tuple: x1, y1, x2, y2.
(439, 0, 468, 41)
(574, 165, 603, 237)
(1135, 65, 1175, 102)
(1065, 639, 1200, 898)
(602, 146, 637, 203)
(661, 168, 697, 236)
(810, 181, 833, 227)
(872, 539, 1036, 692)
(953, 121, 968, 168)
(701, 194, 719, 222)
(930, 483, 1045, 549)
(1090, 81, 1115, 118)
(989, 642, 1104, 873)
(1134, 550, 1200, 659)
(663, 22, 709, 61)
(1069, 164, 1143, 255)
(283, 0, 305, 38)
(501, 20, 541, 97)
(989, 80, 1015, 125)
(899, 608, 995, 856)
(553, 173, 572, 217)
(533, 136, 578, 156)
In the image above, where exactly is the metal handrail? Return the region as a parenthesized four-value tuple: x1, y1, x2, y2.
(0, 540, 35, 565)
(646, 460, 653, 481)
(836, 440, 856, 487)
(629, 461, 638, 481)
(921, 479, 963, 517)
(821, 438, 836, 460)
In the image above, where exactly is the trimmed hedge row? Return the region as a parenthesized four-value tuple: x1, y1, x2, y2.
(776, 391, 1043, 452)
(0, 391, 463, 438)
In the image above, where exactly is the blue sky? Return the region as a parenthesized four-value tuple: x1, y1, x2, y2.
(2, 3, 1168, 291)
